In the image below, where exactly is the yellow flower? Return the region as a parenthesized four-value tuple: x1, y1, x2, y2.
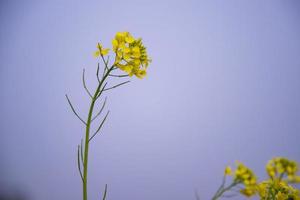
(288, 175, 300, 183)
(224, 166, 232, 176)
(112, 31, 151, 79)
(276, 191, 288, 200)
(240, 187, 256, 197)
(112, 39, 119, 51)
(233, 162, 257, 197)
(94, 43, 109, 57)
(256, 177, 300, 200)
(256, 181, 269, 199)
(266, 157, 299, 182)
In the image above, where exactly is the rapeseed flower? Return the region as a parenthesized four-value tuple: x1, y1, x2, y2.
(221, 162, 257, 198)
(266, 157, 300, 183)
(234, 162, 257, 197)
(224, 166, 232, 176)
(94, 43, 110, 57)
(215, 158, 300, 200)
(112, 31, 151, 79)
(257, 179, 300, 200)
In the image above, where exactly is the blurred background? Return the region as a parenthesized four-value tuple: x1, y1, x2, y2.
(0, 0, 300, 199)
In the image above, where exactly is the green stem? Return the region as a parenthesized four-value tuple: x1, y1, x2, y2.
(83, 66, 113, 200)
(212, 181, 240, 200)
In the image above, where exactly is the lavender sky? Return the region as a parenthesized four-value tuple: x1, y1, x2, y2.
(0, 1, 300, 200)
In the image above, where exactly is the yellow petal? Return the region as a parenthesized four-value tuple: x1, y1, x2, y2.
(112, 39, 118, 51)
(224, 166, 232, 175)
(101, 48, 110, 56)
(135, 69, 146, 79)
(97, 43, 102, 50)
(123, 65, 133, 74)
(94, 51, 100, 57)
(124, 47, 131, 54)
(125, 35, 135, 43)
(123, 53, 131, 60)
(116, 32, 125, 42)
(132, 46, 140, 53)
(117, 50, 122, 58)
(133, 59, 141, 66)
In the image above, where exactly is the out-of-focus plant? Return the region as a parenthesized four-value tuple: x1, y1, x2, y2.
(66, 32, 151, 200)
(211, 157, 300, 200)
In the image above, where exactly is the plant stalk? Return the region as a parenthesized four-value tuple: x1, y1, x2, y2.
(212, 181, 239, 200)
(83, 66, 113, 200)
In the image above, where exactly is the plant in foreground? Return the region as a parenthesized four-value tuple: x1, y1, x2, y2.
(66, 32, 151, 200)
(211, 157, 300, 200)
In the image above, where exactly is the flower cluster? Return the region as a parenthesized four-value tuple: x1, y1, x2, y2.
(266, 157, 300, 183)
(112, 32, 151, 78)
(94, 31, 151, 79)
(225, 162, 257, 197)
(257, 179, 300, 200)
(217, 158, 300, 200)
(255, 157, 300, 200)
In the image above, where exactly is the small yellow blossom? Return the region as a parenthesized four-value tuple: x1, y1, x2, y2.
(240, 187, 256, 197)
(256, 181, 268, 199)
(224, 166, 232, 176)
(234, 162, 257, 197)
(276, 191, 288, 200)
(266, 157, 299, 182)
(94, 43, 110, 57)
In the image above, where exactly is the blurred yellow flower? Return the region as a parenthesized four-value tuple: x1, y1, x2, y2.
(94, 43, 110, 57)
(224, 166, 232, 176)
(257, 179, 300, 200)
(234, 162, 257, 197)
(276, 191, 288, 200)
(266, 157, 299, 182)
(214, 158, 300, 200)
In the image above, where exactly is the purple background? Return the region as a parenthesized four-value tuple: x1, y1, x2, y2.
(1, 1, 300, 200)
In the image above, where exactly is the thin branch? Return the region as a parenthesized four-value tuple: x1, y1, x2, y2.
(102, 184, 108, 200)
(108, 74, 129, 78)
(105, 56, 110, 66)
(102, 63, 106, 78)
(91, 97, 107, 122)
(80, 139, 84, 164)
(216, 176, 226, 194)
(65, 94, 87, 125)
(230, 186, 243, 192)
(212, 175, 226, 200)
(95, 82, 108, 100)
(96, 63, 101, 84)
(103, 81, 130, 92)
(212, 181, 240, 200)
(194, 189, 200, 200)
(82, 69, 92, 98)
(221, 193, 238, 198)
(77, 145, 84, 182)
(101, 55, 109, 72)
(102, 56, 110, 78)
(97, 53, 110, 78)
(89, 111, 110, 142)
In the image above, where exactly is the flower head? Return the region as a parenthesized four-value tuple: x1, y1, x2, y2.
(266, 157, 299, 182)
(234, 162, 257, 197)
(257, 179, 300, 200)
(112, 31, 151, 79)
